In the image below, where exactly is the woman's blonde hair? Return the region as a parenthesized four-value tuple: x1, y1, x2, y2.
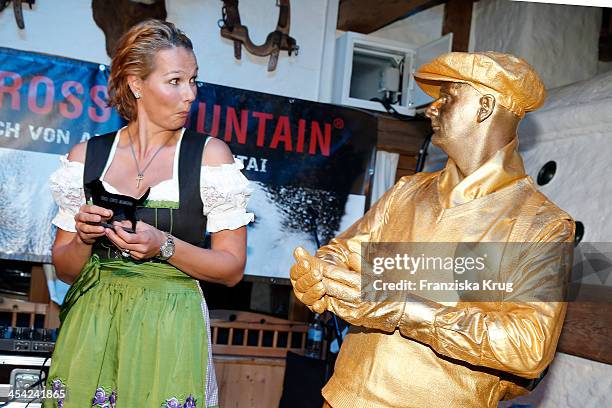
(108, 19, 194, 121)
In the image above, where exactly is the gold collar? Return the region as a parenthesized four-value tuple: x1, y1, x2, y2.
(438, 138, 527, 208)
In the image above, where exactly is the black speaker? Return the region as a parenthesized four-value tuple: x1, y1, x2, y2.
(279, 351, 327, 408)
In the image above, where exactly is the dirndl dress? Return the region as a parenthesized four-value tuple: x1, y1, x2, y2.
(44, 128, 254, 408)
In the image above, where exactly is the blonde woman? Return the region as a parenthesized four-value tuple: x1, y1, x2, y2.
(46, 20, 253, 408)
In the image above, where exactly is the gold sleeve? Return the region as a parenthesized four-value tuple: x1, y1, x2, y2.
(316, 177, 408, 268)
(398, 219, 575, 378)
(313, 178, 411, 332)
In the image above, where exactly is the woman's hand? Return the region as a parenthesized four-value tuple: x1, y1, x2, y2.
(105, 220, 166, 260)
(74, 205, 113, 245)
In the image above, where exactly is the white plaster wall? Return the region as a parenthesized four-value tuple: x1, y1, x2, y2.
(168, 0, 333, 101)
(522, 130, 612, 241)
(499, 353, 612, 408)
(469, 0, 602, 89)
(370, 4, 445, 49)
(0, 0, 109, 64)
(364, 0, 602, 89)
(468, 0, 525, 56)
(0, 0, 339, 102)
(518, 70, 612, 247)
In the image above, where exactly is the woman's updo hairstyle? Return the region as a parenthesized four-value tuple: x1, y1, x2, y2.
(108, 19, 194, 121)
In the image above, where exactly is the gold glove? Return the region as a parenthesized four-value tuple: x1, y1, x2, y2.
(290, 246, 328, 314)
(291, 246, 405, 332)
(323, 251, 405, 332)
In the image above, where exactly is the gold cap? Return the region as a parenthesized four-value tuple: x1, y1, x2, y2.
(413, 52, 546, 118)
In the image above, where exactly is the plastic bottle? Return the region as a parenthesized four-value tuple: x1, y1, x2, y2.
(305, 313, 324, 359)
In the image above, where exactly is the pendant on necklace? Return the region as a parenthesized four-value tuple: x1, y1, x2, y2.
(136, 173, 144, 188)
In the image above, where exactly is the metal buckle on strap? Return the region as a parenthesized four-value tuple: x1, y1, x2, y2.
(218, 0, 299, 71)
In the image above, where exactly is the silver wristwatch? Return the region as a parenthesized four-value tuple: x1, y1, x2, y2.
(157, 233, 175, 261)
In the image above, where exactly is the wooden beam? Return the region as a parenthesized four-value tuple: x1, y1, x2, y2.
(442, 0, 473, 52)
(338, 0, 445, 34)
(600, 8, 612, 62)
(558, 301, 612, 365)
(376, 115, 431, 155)
(557, 284, 612, 365)
(92, 0, 167, 57)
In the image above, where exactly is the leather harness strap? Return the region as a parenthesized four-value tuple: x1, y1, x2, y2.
(219, 0, 299, 71)
(0, 0, 35, 29)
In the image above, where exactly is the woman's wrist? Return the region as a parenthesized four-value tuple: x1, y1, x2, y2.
(156, 231, 175, 260)
(74, 233, 95, 246)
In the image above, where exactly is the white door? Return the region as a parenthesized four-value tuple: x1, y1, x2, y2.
(408, 33, 453, 108)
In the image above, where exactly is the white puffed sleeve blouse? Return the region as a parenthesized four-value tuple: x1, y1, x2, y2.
(49, 135, 254, 234)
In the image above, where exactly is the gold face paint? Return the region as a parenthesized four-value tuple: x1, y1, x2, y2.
(426, 82, 521, 180)
(426, 82, 481, 150)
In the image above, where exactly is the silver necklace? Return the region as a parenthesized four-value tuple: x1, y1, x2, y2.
(126, 126, 174, 188)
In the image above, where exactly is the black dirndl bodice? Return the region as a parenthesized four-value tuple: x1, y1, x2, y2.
(82, 129, 210, 260)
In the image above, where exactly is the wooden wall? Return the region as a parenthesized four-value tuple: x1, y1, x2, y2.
(214, 356, 286, 408)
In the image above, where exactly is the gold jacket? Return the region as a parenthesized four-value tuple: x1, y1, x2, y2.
(317, 139, 574, 408)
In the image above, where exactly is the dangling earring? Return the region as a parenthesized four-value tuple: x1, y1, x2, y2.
(133, 91, 141, 99)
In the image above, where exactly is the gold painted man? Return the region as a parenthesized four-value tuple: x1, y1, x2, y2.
(291, 52, 574, 408)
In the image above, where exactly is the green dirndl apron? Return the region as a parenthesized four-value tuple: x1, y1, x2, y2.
(42, 255, 210, 408)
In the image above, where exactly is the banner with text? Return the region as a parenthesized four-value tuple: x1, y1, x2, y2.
(0, 47, 376, 278)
